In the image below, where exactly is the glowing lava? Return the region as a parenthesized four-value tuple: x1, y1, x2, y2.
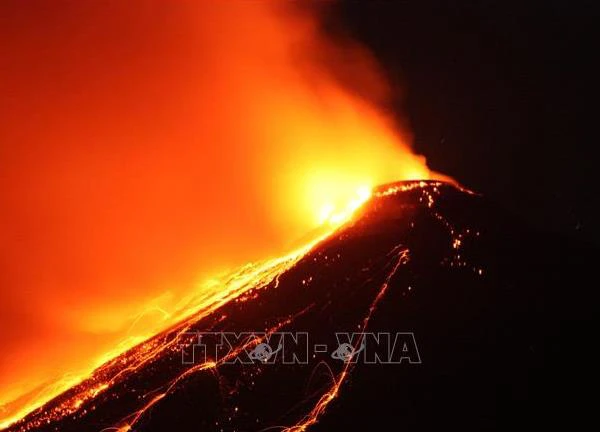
(2, 233, 326, 431)
(4, 181, 482, 432)
(317, 186, 372, 226)
(0, 2, 449, 428)
(0, 230, 332, 430)
(0, 180, 378, 429)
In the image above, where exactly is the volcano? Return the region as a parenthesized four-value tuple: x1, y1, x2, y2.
(6, 181, 594, 432)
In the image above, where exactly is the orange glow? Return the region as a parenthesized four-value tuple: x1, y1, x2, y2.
(3, 237, 322, 431)
(0, 1, 448, 428)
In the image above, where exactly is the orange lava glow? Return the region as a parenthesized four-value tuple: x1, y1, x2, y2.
(0, 1, 448, 428)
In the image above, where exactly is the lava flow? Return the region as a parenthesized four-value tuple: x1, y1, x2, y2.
(0, 1, 449, 426)
(0, 183, 379, 430)
(1, 181, 379, 431)
(0, 231, 324, 430)
(3, 181, 448, 432)
(4, 180, 592, 432)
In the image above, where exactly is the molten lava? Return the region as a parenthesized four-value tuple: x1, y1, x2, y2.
(0, 1, 448, 428)
(2, 182, 435, 431)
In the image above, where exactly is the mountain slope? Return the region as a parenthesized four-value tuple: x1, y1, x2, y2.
(7, 181, 595, 432)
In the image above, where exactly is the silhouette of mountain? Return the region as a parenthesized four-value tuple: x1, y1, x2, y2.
(8, 181, 595, 432)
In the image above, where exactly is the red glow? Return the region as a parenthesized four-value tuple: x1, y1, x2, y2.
(0, 1, 447, 426)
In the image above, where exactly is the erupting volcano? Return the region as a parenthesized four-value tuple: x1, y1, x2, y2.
(1, 1, 594, 431)
(3, 181, 594, 431)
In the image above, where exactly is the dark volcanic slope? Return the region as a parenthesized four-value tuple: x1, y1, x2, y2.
(8, 181, 595, 432)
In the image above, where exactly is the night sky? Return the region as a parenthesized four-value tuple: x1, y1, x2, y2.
(337, 1, 597, 243)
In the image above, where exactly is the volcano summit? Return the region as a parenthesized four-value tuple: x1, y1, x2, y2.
(6, 181, 594, 432)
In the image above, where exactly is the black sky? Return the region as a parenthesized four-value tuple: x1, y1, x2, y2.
(336, 0, 597, 243)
